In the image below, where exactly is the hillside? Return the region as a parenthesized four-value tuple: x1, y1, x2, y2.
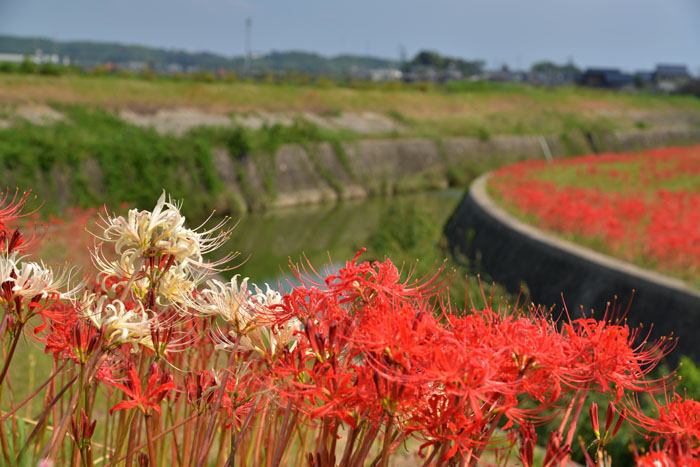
(0, 73, 698, 224)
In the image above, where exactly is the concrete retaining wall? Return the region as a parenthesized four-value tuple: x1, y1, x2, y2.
(12, 125, 698, 213)
(217, 127, 700, 212)
(444, 173, 700, 360)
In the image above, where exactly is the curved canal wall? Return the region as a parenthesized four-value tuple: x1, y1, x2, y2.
(444, 173, 700, 360)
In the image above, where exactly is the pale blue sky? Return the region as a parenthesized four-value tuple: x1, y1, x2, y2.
(1, 0, 699, 72)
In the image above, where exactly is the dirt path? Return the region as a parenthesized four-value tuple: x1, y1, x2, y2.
(0, 103, 402, 135)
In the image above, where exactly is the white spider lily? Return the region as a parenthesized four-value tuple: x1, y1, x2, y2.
(212, 319, 301, 358)
(12, 261, 83, 300)
(249, 283, 283, 310)
(90, 246, 203, 308)
(80, 293, 153, 348)
(249, 284, 300, 355)
(101, 192, 191, 259)
(243, 284, 297, 355)
(152, 266, 200, 306)
(239, 317, 301, 358)
(90, 246, 138, 284)
(94, 192, 232, 270)
(0, 252, 83, 301)
(0, 252, 20, 283)
(189, 275, 254, 333)
(200, 277, 298, 357)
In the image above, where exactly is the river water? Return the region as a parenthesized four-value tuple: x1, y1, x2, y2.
(214, 189, 464, 286)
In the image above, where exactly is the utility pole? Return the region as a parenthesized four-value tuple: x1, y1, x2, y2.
(399, 45, 407, 67)
(245, 17, 252, 72)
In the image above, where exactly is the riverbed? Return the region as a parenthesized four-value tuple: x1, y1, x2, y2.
(215, 189, 464, 285)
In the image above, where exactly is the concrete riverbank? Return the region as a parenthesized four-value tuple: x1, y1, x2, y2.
(218, 127, 700, 212)
(444, 172, 700, 360)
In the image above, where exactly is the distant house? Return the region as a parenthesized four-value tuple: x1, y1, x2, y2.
(0, 53, 25, 64)
(401, 63, 467, 83)
(634, 71, 655, 89)
(29, 49, 61, 65)
(527, 71, 576, 87)
(653, 64, 691, 93)
(166, 63, 184, 73)
(367, 68, 403, 82)
(0, 50, 64, 65)
(403, 65, 439, 83)
(124, 61, 147, 72)
(578, 68, 634, 89)
(443, 63, 463, 82)
(479, 65, 526, 83)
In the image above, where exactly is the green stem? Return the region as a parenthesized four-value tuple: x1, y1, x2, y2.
(145, 414, 157, 467)
(0, 322, 25, 465)
(125, 410, 140, 467)
(0, 322, 25, 392)
(109, 413, 197, 465)
(379, 415, 394, 467)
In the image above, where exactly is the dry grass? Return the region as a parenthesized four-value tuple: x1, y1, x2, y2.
(1, 74, 699, 141)
(1, 74, 699, 118)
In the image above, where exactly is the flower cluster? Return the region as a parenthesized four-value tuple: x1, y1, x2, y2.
(489, 144, 700, 285)
(263, 252, 678, 463)
(0, 190, 695, 467)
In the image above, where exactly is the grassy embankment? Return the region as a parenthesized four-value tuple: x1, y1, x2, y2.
(1, 74, 699, 220)
(2, 73, 700, 139)
(0, 105, 359, 218)
(488, 145, 700, 287)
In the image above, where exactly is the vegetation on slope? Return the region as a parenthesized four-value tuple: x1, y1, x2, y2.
(489, 144, 700, 287)
(1, 74, 699, 137)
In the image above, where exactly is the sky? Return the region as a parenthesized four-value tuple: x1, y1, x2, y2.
(1, 0, 699, 72)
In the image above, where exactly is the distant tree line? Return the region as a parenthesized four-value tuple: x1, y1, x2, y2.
(529, 60, 581, 75)
(2, 35, 697, 97)
(403, 50, 485, 76)
(0, 35, 400, 76)
(0, 35, 586, 79)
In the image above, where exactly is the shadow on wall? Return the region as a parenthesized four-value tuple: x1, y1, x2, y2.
(444, 175, 700, 362)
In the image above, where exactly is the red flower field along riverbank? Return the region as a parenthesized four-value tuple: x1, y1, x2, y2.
(489, 144, 700, 286)
(0, 190, 697, 466)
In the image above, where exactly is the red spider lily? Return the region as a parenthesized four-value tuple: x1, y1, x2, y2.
(44, 320, 103, 364)
(0, 229, 27, 254)
(184, 370, 217, 413)
(518, 423, 536, 467)
(265, 251, 682, 463)
(269, 250, 449, 439)
(627, 392, 700, 463)
(272, 338, 371, 428)
(0, 189, 37, 228)
(70, 409, 97, 449)
(0, 190, 42, 253)
(205, 371, 261, 429)
(589, 402, 600, 439)
(273, 249, 444, 323)
(603, 402, 626, 440)
(0, 183, 694, 467)
(489, 144, 700, 282)
(543, 431, 571, 467)
(634, 450, 679, 467)
(558, 315, 673, 399)
(27, 293, 79, 336)
(443, 308, 567, 406)
(106, 363, 176, 415)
